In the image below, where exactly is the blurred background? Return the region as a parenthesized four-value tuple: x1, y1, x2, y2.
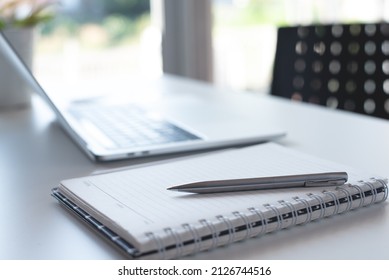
(34, 0, 389, 94)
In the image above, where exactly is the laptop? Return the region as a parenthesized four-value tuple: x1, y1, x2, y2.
(0, 32, 285, 161)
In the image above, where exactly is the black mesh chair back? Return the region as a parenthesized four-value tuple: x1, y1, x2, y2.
(271, 23, 389, 119)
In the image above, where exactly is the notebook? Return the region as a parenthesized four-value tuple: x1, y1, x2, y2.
(52, 143, 388, 259)
(0, 31, 285, 162)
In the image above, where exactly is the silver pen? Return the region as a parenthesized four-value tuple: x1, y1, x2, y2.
(167, 172, 348, 194)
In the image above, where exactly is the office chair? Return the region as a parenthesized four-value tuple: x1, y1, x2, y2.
(271, 23, 389, 119)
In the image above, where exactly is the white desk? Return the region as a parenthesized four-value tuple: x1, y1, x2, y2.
(1, 75, 389, 259)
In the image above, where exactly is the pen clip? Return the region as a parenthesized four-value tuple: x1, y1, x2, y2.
(305, 178, 347, 187)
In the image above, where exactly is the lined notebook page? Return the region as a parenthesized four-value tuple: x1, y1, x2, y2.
(59, 143, 366, 250)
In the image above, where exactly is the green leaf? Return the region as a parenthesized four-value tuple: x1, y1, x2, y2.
(0, 1, 57, 29)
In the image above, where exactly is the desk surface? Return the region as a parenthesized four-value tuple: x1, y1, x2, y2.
(1, 75, 389, 259)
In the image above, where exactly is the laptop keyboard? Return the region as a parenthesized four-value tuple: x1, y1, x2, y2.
(70, 105, 200, 149)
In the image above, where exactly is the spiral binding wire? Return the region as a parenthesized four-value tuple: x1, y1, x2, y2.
(200, 219, 219, 250)
(335, 186, 353, 212)
(248, 207, 267, 236)
(216, 215, 235, 244)
(279, 200, 298, 226)
(145, 231, 166, 259)
(292, 196, 312, 224)
(182, 223, 201, 254)
(142, 178, 388, 259)
(264, 203, 284, 231)
(322, 190, 340, 215)
(349, 182, 366, 207)
(374, 178, 389, 201)
(363, 181, 378, 204)
(307, 193, 326, 219)
(164, 227, 183, 259)
(233, 211, 252, 239)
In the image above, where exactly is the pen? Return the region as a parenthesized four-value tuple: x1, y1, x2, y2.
(167, 172, 348, 194)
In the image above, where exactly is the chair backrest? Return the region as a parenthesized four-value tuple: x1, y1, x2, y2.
(271, 23, 389, 119)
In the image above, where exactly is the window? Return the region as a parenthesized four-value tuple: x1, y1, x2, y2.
(35, 0, 162, 84)
(35, 0, 389, 94)
(212, 0, 389, 92)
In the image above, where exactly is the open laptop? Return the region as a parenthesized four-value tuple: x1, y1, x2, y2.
(0, 32, 285, 161)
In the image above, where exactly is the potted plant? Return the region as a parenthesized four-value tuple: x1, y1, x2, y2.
(0, 0, 56, 108)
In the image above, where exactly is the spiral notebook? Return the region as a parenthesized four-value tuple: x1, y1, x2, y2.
(52, 143, 388, 259)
